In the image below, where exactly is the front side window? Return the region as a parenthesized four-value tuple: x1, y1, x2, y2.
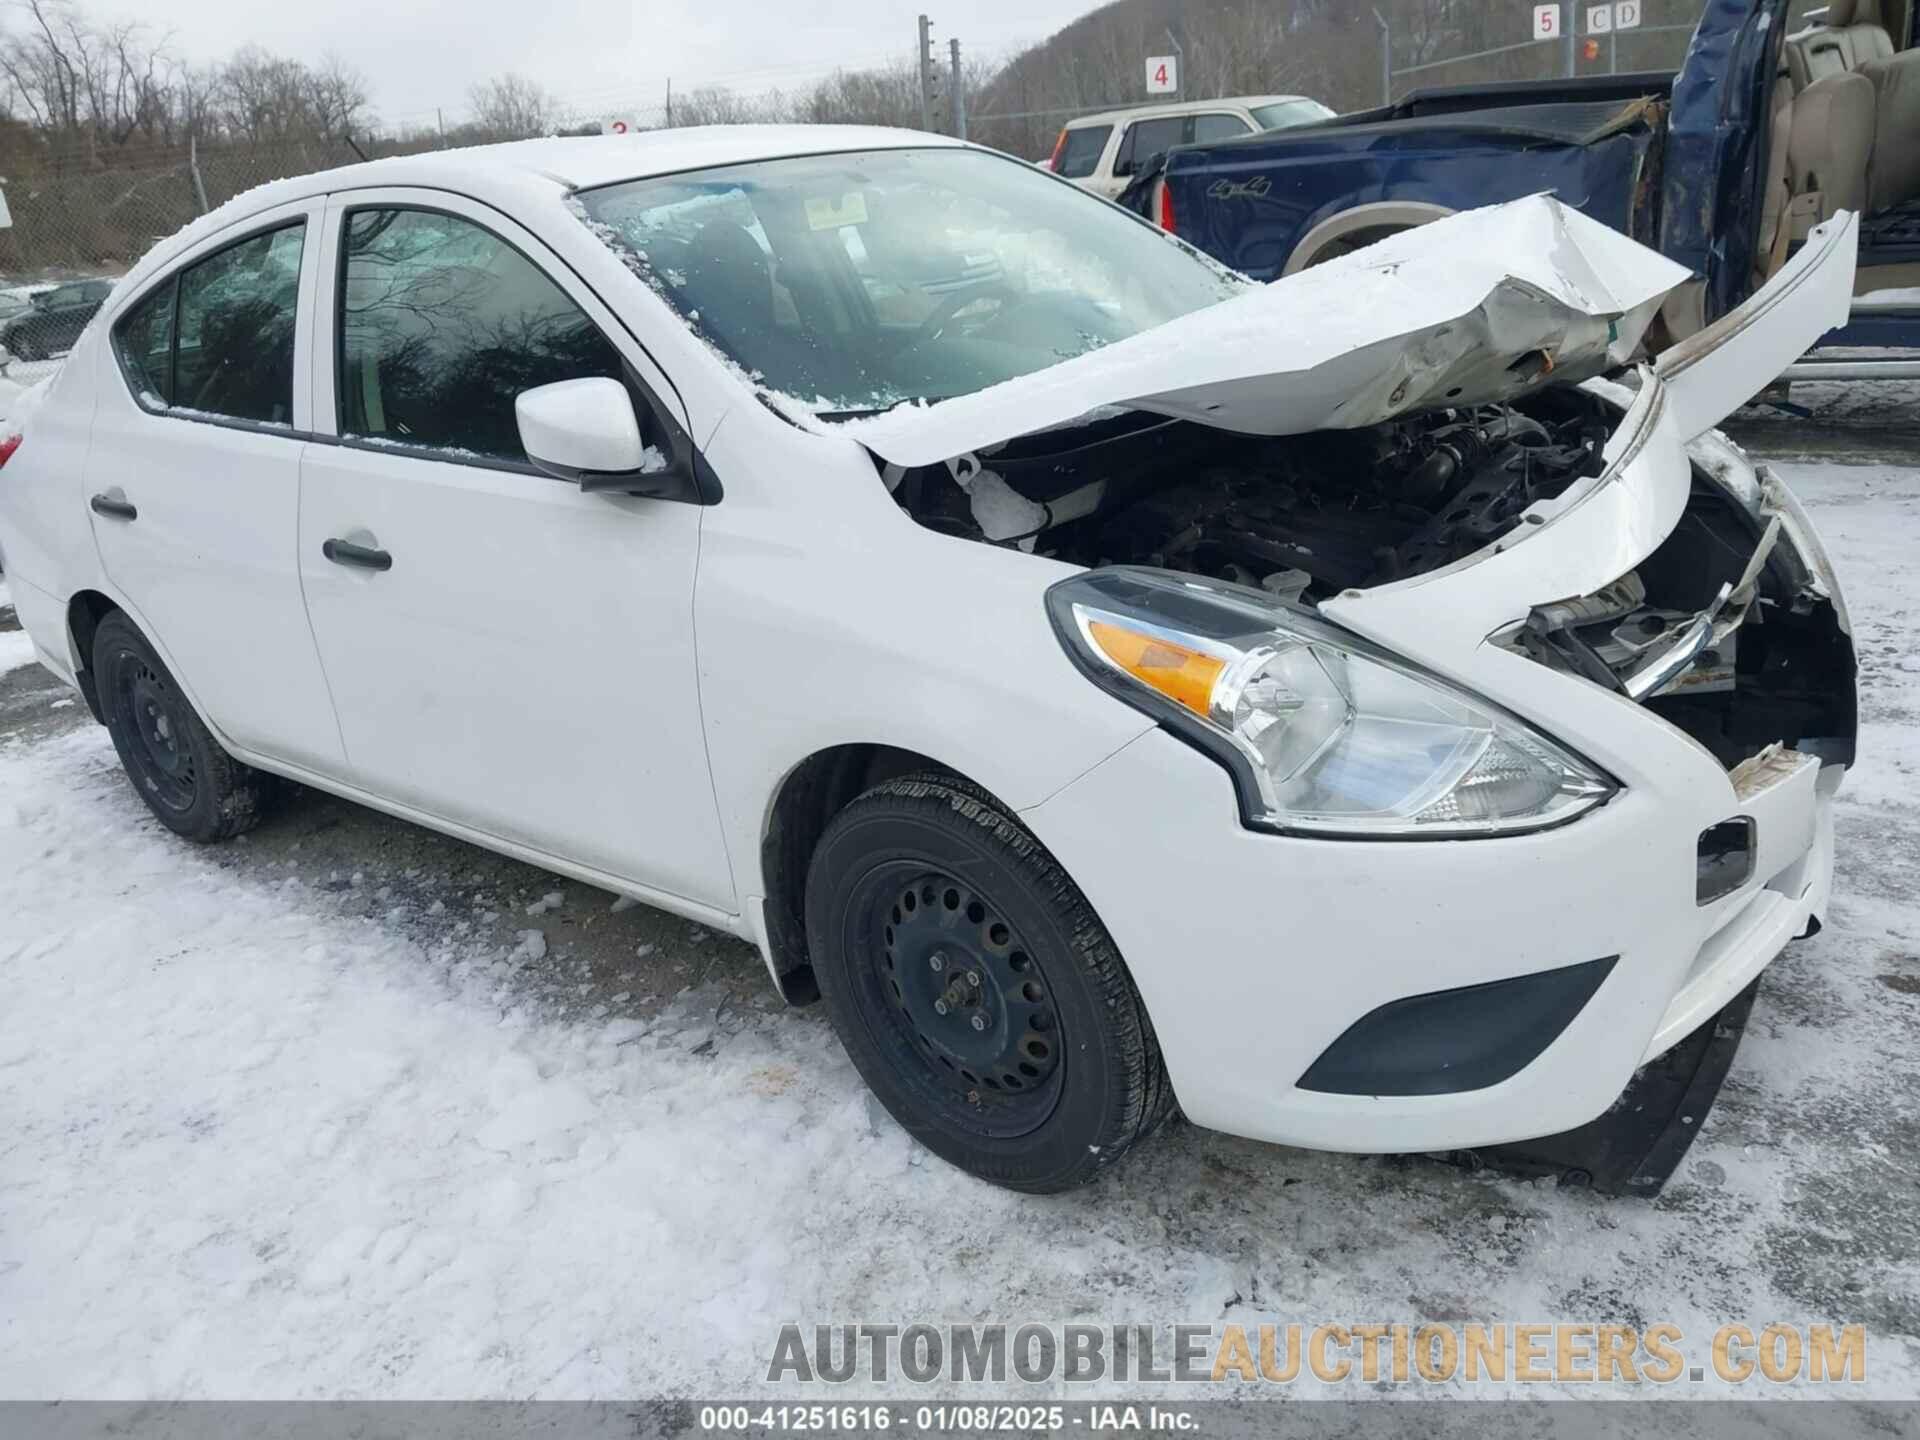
(338, 208, 626, 463)
(576, 147, 1248, 418)
(113, 221, 304, 423)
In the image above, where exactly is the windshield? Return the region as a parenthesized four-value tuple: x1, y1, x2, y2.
(1251, 99, 1335, 129)
(574, 147, 1248, 417)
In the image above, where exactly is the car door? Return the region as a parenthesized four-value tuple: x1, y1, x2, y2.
(84, 201, 348, 772)
(297, 190, 734, 909)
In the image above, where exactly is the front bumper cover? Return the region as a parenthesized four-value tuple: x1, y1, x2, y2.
(1018, 713, 1836, 1159)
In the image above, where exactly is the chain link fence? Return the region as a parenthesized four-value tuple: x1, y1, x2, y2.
(0, 134, 383, 386)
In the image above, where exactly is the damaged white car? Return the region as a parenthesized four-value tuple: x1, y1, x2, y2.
(0, 129, 1858, 1193)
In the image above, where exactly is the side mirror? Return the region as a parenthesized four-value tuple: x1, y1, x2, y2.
(515, 377, 712, 504)
(1112, 156, 1136, 178)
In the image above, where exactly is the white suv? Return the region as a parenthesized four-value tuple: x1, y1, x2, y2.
(1045, 96, 1333, 197)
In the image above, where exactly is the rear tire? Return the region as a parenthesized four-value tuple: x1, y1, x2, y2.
(805, 773, 1173, 1192)
(93, 612, 276, 842)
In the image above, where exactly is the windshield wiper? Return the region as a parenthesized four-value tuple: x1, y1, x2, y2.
(816, 395, 952, 423)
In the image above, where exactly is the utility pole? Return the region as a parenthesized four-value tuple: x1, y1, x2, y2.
(1372, 7, 1391, 107)
(1565, 5, 1578, 78)
(917, 15, 936, 133)
(188, 134, 209, 213)
(948, 37, 966, 140)
(1163, 26, 1184, 101)
(666, 77, 674, 127)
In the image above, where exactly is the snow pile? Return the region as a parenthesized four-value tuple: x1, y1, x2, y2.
(0, 624, 37, 676)
(0, 728, 900, 1398)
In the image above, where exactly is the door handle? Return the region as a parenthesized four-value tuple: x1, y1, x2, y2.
(90, 492, 137, 521)
(322, 537, 393, 572)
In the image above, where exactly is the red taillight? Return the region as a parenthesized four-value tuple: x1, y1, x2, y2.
(1047, 129, 1069, 172)
(1157, 180, 1176, 233)
(0, 431, 21, 469)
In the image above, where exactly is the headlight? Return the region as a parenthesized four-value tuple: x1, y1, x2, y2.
(1047, 568, 1616, 838)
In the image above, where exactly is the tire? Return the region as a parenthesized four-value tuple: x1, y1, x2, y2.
(92, 611, 276, 842)
(805, 772, 1174, 1192)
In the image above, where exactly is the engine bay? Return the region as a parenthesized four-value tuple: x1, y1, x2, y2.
(888, 388, 1857, 770)
(890, 391, 1616, 599)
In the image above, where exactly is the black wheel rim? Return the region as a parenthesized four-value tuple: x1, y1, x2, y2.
(848, 862, 1064, 1139)
(109, 652, 198, 814)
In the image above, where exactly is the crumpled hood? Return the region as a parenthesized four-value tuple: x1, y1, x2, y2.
(836, 194, 1694, 469)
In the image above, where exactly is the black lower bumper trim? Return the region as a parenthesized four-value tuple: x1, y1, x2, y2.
(1296, 956, 1617, 1097)
(1449, 977, 1760, 1197)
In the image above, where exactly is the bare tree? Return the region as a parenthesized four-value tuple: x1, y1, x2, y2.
(467, 72, 557, 140)
(669, 84, 772, 127)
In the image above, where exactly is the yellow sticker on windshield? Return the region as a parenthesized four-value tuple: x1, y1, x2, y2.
(805, 193, 869, 230)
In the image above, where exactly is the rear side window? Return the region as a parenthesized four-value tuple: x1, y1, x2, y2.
(114, 282, 175, 406)
(112, 221, 304, 424)
(1192, 113, 1251, 143)
(1055, 125, 1111, 178)
(338, 208, 626, 464)
(1120, 117, 1187, 172)
(174, 225, 304, 424)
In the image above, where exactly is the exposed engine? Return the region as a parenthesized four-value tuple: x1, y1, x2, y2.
(890, 390, 1855, 772)
(891, 391, 1615, 600)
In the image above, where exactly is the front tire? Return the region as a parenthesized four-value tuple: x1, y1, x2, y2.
(93, 612, 276, 842)
(806, 773, 1173, 1192)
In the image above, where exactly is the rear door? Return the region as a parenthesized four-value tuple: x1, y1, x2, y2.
(84, 200, 347, 772)
(296, 188, 734, 908)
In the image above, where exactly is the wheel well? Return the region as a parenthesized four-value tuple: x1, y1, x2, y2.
(1283, 201, 1454, 276)
(759, 744, 977, 1006)
(66, 589, 118, 724)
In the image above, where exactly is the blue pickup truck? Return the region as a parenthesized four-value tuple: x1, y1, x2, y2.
(1120, 0, 1919, 372)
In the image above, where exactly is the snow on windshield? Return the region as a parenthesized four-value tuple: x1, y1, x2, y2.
(571, 148, 1246, 418)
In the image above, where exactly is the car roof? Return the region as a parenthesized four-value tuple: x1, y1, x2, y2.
(1063, 96, 1316, 128)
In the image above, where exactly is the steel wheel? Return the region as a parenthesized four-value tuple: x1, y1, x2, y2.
(858, 865, 1065, 1137)
(110, 655, 200, 813)
(92, 611, 278, 843)
(806, 772, 1174, 1191)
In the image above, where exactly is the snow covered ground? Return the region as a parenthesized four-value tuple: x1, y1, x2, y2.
(1, 458, 1918, 1402)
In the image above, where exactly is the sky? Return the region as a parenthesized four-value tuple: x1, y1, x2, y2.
(135, 0, 1099, 132)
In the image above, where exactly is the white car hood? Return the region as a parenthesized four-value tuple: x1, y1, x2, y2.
(1321, 210, 1859, 662)
(837, 194, 1694, 470)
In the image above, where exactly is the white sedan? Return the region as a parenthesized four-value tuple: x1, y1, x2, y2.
(0, 127, 1860, 1193)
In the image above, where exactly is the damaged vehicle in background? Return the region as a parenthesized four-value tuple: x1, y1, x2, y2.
(0, 131, 1857, 1195)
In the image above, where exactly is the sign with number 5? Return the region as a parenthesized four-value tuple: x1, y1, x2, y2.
(1533, 4, 1562, 40)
